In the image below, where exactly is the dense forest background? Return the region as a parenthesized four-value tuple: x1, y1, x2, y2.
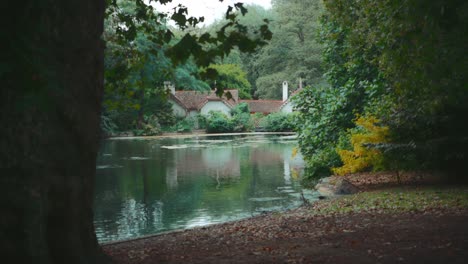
(101, 0, 324, 135)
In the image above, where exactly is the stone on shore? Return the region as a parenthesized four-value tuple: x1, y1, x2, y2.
(315, 176, 360, 196)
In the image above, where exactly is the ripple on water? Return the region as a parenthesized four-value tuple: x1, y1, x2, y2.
(161, 145, 188, 149)
(96, 164, 123, 169)
(254, 205, 285, 212)
(127, 157, 150, 160)
(191, 140, 233, 144)
(245, 140, 269, 144)
(248, 197, 286, 202)
(278, 189, 296, 193)
(189, 144, 207, 148)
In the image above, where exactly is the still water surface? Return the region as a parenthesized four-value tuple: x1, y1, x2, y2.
(94, 134, 317, 243)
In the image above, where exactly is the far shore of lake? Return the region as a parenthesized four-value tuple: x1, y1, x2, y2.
(108, 131, 297, 140)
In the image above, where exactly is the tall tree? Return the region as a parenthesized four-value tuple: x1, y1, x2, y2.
(209, 64, 252, 99)
(103, 11, 209, 134)
(293, 0, 387, 178)
(235, 4, 276, 97)
(1, 1, 107, 262)
(0, 0, 270, 262)
(104, 10, 174, 132)
(202, 4, 275, 98)
(323, 0, 468, 176)
(255, 0, 325, 99)
(295, 0, 468, 179)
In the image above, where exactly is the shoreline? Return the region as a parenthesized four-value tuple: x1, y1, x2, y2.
(99, 171, 447, 246)
(102, 175, 468, 263)
(99, 206, 298, 246)
(106, 131, 297, 140)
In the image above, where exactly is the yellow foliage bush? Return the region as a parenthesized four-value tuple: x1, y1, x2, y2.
(333, 115, 389, 175)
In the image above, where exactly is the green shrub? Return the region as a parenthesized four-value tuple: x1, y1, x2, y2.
(230, 103, 253, 132)
(232, 112, 253, 132)
(206, 111, 234, 133)
(100, 114, 118, 137)
(108, 108, 138, 132)
(142, 115, 162, 135)
(161, 116, 195, 133)
(302, 146, 342, 180)
(231, 102, 250, 116)
(157, 111, 176, 127)
(263, 112, 297, 132)
(196, 114, 207, 129)
(175, 117, 194, 132)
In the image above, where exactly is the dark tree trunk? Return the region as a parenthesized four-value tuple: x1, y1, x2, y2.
(1, 1, 108, 263)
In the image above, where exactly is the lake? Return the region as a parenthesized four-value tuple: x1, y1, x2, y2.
(94, 134, 318, 243)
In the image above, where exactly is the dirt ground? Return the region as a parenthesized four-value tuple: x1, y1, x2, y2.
(103, 172, 468, 263)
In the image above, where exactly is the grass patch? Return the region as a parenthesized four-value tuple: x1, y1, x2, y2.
(311, 185, 468, 215)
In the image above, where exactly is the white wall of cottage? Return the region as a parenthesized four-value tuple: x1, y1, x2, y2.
(170, 100, 187, 117)
(200, 101, 232, 117)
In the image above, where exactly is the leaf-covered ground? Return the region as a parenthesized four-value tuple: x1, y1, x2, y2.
(312, 186, 468, 215)
(103, 173, 468, 263)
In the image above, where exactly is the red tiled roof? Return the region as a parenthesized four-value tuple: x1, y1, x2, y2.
(240, 100, 284, 114)
(172, 91, 209, 110)
(205, 89, 239, 107)
(172, 89, 239, 110)
(171, 88, 298, 114)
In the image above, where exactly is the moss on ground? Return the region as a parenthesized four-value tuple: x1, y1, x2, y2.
(310, 185, 468, 215)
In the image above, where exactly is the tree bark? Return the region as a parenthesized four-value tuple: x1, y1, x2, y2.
(1, 1, 108, 263)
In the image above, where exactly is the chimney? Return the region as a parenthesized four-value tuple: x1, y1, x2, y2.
(282, 81, 288, 102)
(170, 84, 175, 95)
(164, 81, 175, 95)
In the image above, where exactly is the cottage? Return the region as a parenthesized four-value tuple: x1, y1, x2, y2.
(167, 81, 299, 118)
(168, 87, 239, 118)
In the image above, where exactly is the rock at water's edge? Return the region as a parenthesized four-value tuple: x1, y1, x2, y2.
(315, 177, 360, 196)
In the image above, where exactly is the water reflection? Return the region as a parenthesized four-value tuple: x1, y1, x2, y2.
(94, 135, 316, 243)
